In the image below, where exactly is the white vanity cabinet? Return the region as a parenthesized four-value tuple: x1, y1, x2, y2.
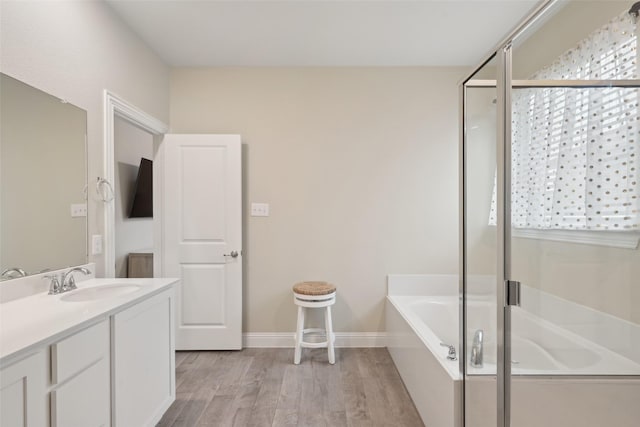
(0, 279, 177, 427)
(0, 350, 47, 427)
(112, 288, 175, 426)
(0, 321, 111, 427)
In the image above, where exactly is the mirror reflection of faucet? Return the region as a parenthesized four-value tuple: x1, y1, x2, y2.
(1, 267, 28, 279)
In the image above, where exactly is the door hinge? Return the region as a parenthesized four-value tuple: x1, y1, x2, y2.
(505, 280, 521, 307)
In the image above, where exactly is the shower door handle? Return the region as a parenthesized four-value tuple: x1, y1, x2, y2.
(505, 280, 521, 306)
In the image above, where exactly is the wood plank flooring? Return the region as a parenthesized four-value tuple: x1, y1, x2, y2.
(157, 348, 424, 427)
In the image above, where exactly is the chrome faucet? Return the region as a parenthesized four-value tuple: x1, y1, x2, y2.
(470, 329, 484, 368)
(44, 267, 92, 295)
(61, 267, 92, 291)
(440, 343, 457, 361)
(1, 267, 27, 279)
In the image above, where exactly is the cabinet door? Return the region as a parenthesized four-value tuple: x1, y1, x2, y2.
(51, 358, 110, 427)
(113, 289, 175, 426)
(0, 351, 47, 427)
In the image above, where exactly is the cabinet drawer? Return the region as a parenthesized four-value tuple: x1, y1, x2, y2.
(51, 319, 109, 385)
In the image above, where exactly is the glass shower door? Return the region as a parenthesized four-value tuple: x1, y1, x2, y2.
(506, 2, 640, 426)
(506, 86, 640, 427)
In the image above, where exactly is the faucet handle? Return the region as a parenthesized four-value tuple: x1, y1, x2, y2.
(43, 274, 62, 295)
(63, 275, 77, 291)
(440, 343, 458, 361)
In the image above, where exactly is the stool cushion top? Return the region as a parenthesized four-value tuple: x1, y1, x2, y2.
(293, 281, 336, 296)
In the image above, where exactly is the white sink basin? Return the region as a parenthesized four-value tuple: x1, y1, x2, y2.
(60, 283, 143, 302)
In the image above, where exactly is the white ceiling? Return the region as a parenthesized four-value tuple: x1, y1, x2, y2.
(106, 0, 539, 67)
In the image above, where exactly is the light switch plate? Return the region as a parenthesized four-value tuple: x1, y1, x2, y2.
(92, 235, 103, 255)
(70, 203, 87, 217)
(251, 203, 269, 217)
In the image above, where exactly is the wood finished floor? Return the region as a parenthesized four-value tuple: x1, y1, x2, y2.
(157, 348, 424, 427)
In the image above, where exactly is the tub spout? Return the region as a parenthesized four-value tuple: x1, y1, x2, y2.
(470, 329, 483, 368)
(440, 343, 457, 361)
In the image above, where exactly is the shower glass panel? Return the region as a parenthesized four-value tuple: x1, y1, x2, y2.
(507, 2, 640, 426)
(462, 55, 499, 427)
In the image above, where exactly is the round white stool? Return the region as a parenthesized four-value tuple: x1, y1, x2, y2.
(292, 281, 336, 365)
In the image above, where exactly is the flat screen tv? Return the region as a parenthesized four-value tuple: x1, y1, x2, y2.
(129, 158, 153, 218)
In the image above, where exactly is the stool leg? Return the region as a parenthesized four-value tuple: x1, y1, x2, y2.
(294, 305, 305, 364)
(325, 305, 335, 364)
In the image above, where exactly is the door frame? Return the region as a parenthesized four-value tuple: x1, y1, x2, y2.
(103, 91, 169, 278)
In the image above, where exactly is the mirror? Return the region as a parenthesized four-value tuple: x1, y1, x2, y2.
(0, 73, 88, 280)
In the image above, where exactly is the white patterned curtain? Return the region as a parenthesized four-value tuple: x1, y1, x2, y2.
(490, 11, 639, 231)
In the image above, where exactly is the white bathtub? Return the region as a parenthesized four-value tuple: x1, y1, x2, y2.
(386, 274, 640, 427)
(386, 275, 462, 427)
(396, 294, 640, 376)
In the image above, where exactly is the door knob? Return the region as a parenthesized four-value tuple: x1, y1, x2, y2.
(224, 251, 239, 258)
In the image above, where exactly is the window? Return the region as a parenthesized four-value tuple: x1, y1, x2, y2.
(489, 11, 639, 244)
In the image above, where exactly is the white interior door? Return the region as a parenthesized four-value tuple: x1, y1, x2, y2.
(163, 134, 242, 350)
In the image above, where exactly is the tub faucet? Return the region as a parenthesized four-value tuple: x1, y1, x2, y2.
(470, 329, 484, 368)
(440, 343, 457, 361)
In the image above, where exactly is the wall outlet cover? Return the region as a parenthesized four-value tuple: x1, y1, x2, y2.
(70, 203, 87, 217)
(251, 202, 269, 217)
(92, 234, 103, 255)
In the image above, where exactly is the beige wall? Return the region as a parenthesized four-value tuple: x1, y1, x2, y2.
(0, 0, 170, 277)
(171, 67, 466, 333)
(114, 117, 154, 278)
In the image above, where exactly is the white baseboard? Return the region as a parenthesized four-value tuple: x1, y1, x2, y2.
(243, 332, 386, 348)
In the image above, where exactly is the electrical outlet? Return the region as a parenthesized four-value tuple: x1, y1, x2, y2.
(92, 234, 103, 255)
(70, 203, 87, 217)
(251, 203, 269, 217)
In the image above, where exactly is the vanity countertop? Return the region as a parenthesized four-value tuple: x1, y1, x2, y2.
(0, 278, 179, 366)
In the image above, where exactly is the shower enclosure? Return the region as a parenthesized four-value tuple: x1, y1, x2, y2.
(460, 1, 640, 426)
